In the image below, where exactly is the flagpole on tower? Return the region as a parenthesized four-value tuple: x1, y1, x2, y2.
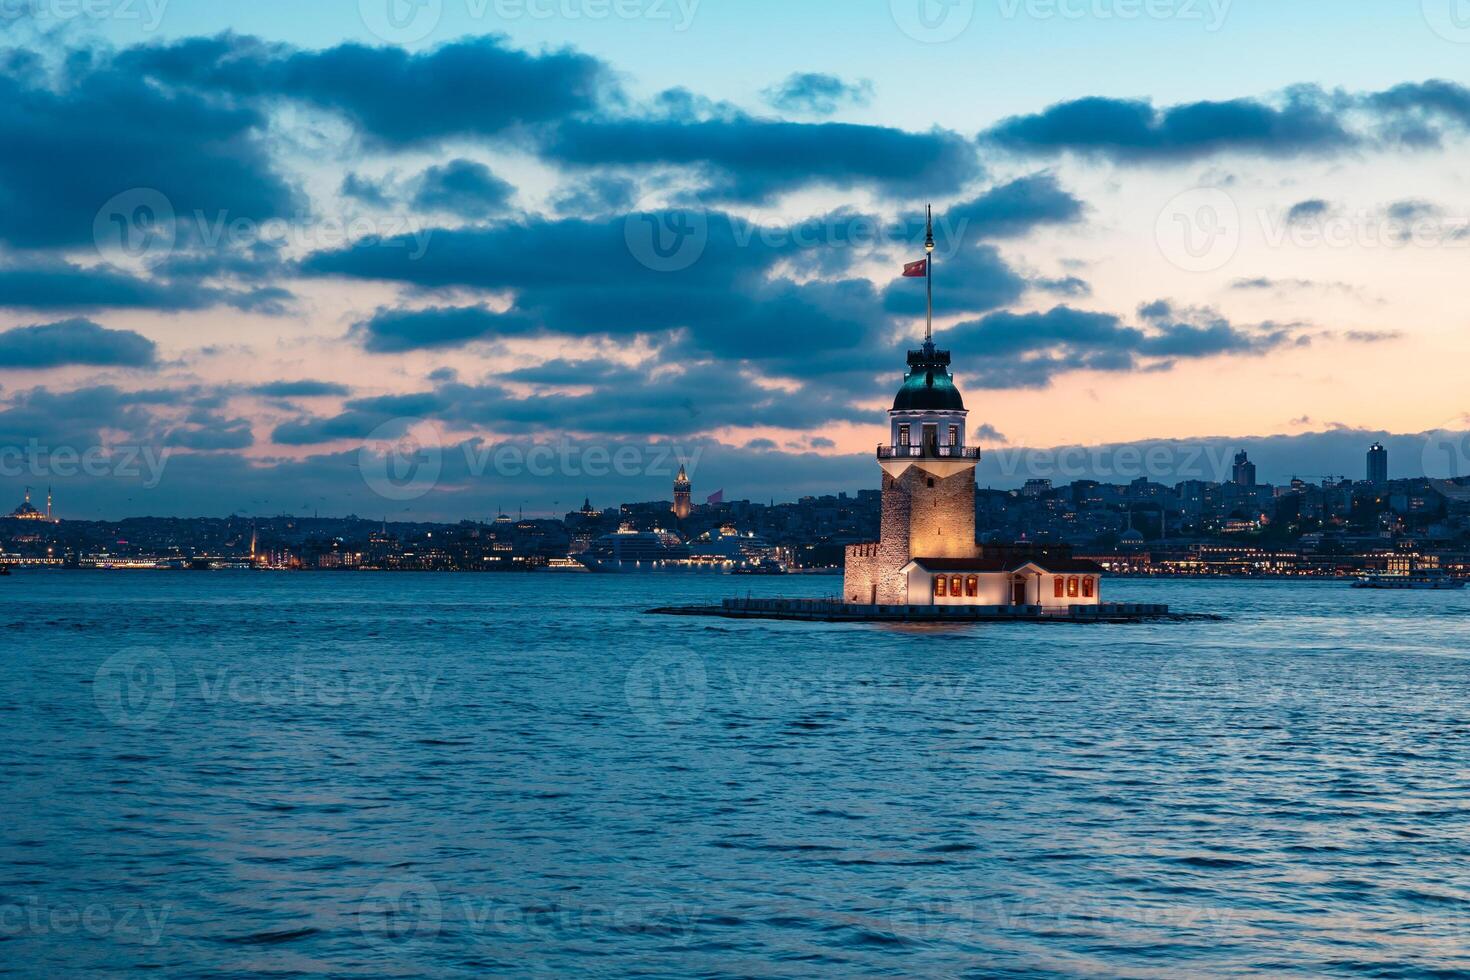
(924, 204, 935, 343)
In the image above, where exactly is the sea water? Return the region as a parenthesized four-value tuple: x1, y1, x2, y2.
(3, 572, 1470, 977)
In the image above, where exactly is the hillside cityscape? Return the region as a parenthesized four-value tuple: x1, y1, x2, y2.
(5, 442, 1468, 579)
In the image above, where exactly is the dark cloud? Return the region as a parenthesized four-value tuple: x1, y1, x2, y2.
(119, 33, 608, 147)
(551, 175, 639, 216)
(0, 258, 290, 314)
(164, 416, 255, 451)
(939, 302, 1303, 390)
(351, 306, 540, 354)
(272, 356, 870, 444)
(882, 245, 1027, 317)
(248, 380, 352, 398)
(0, 384, 182, 449)
(983, 90, 1356, 162)
(942, 174, 1085, 240)
(271, 411, 390, 446)
(0, 318, 157, 369)
(411, 159, 515, 219)
(544, 114, 981, 202)
(0, 46, 297, 250)
(1286, 199, 1332, 225)
(1384, 198, 1442, 222)
(762, 73, 873, 116)
(341, 172, 395, 207)
(307, 212, 885, 372)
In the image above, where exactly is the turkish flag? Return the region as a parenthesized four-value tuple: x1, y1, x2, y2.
(902, 259, 927, 278)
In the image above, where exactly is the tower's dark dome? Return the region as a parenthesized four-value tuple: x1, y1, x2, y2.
(892, 342, 965, 412)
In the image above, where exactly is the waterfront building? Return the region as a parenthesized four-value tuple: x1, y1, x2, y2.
(1367, 442, 1389, 484)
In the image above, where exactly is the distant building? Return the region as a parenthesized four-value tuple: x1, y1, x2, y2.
(672, 465, 692, 520)
(1232, 451, 1257, 487)
(1367, 442, 1388, 484)
(6, 487, 50, 522)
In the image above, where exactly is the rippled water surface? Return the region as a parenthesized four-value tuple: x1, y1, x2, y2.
(4, 572, 1470, 977)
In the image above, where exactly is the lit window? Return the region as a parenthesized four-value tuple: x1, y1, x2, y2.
(1082, 577, 1095, 598)
(1054, 577, 1065, 598)
(934, 576, 947, 598)
(898, 424, 910, 446)
(965, 576, 978, 597)
(949, 424, 960, 447)
(1068, 576, 1080, 598)
(951, 576, 963, 596)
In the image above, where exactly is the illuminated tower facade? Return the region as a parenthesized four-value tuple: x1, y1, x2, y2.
(672, 465, 692, 520)
(844, 207, 980, 603)
(845, 340, 980, 603)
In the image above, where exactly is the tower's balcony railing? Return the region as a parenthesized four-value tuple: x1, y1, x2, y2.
(878, 445, 981, 460)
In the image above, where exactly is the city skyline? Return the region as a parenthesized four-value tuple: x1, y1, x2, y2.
(3, 3, 1470, 520)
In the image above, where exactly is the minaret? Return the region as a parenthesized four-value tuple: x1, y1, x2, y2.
(45, 486, 52, 521)
(672, 465, 692, 520)
(845, 204, 981, 604)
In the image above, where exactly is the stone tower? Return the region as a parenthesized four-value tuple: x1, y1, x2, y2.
(845, 339, 979, 604)
(672, 465, 692, 520)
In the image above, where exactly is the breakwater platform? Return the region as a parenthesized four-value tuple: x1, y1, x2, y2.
(649, 598, 1200, 624)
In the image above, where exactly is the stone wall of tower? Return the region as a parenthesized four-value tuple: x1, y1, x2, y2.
(902, 466, 977, 560)
(843, 542, 879, 604)
(868, 464, 977, 604)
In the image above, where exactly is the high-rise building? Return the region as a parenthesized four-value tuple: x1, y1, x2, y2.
(1367, 442, 1388, 484)
(1232, 451, 1257, 487)
(672, 466, 692, 519)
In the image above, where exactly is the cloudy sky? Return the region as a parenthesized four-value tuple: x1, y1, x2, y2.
(3, 0, 1469, 519)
